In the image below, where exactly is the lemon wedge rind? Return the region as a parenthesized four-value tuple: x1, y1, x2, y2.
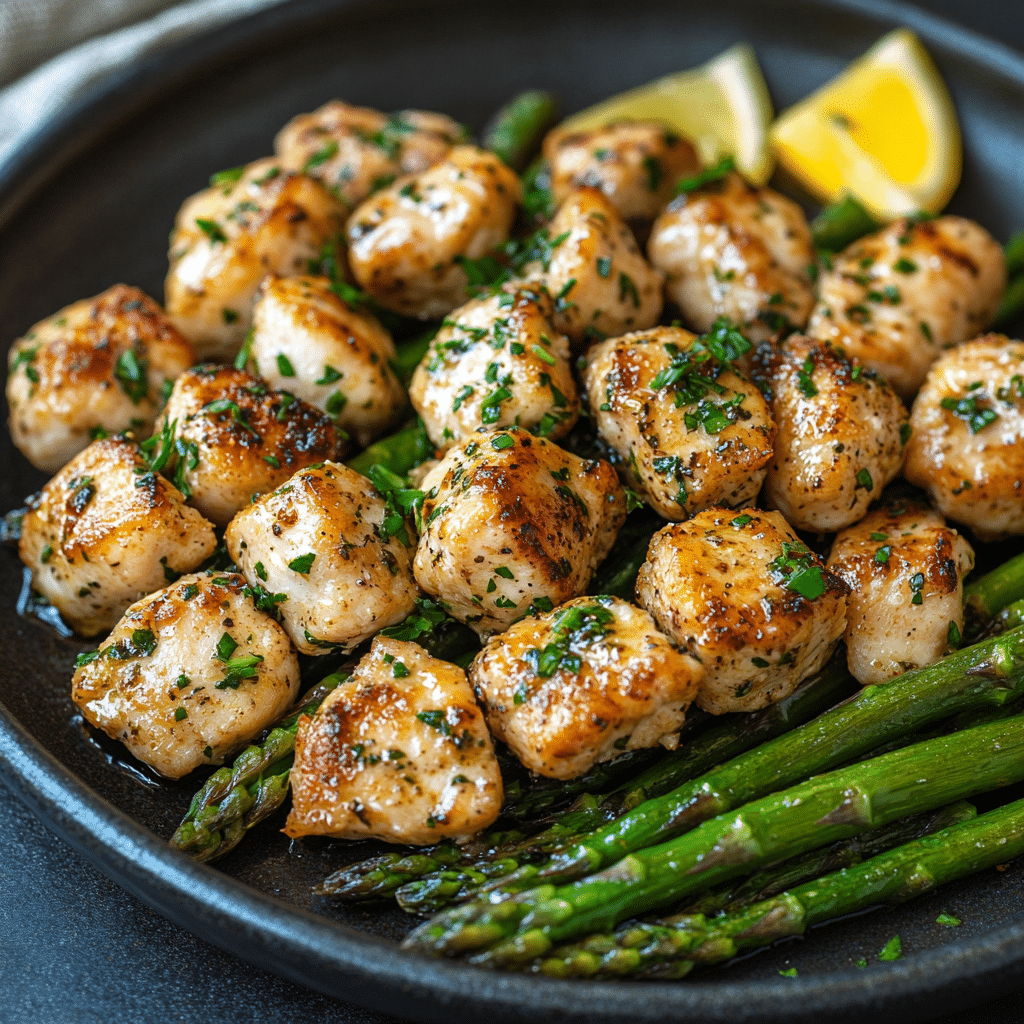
(555, 43, 775, 186)
(770, 28, 962, 220)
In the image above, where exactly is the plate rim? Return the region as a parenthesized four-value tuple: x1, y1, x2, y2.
(2, 0, 1024, 1020)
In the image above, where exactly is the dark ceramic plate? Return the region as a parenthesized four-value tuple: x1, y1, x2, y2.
(1, 0, 1024, 1021)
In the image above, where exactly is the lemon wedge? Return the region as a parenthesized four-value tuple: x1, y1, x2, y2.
(770, 29, 961, 220)
(555, 43, 775, 185)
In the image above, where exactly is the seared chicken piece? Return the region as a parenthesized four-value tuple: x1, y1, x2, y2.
(275, 101, 466, 209)
(18, 437, 216, 637)
(285, 637, 502, 844)
(904, 335, 1024, 540)
(414, 428, 627, 635)
(346, 145, 520, 319)
(470, 596, 703, 779)
(72, 571, 299, 779)
(520, 187, 663, 345)
(827, 503, 974, 685)
(648, 172, 816, 344)
(806, 216, 1006, 400)
(582, 326, 774, 519)
(159, 365, 344, 526)
(408, 284, 579, 449)
(248, 275, 405, 447)
(755, 334, 909, 532)
(165, 157, 347, 360)
(7, 285, 194, 473)
(225, 461, 418, 655)
(544, 120, 700, 221)
(636, 509, 848, 714)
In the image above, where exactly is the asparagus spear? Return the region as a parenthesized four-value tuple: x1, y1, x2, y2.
(676, 800, 977, 917)
(171, 672, 348, 861)
(539, 795, 1024, 979)
(403, 627, 1024, 924)
(404, 712, 1024, 962)
(345, 417, 432, 478)
(964, 550, 1024, 622)
(482, 90, 559, 172)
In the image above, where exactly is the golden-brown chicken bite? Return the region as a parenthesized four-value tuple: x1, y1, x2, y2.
(225, 461, 418, 655)
(806, 216, 1006, 400)
(827, 503, 974, 685)
(274, 100, 467, 209)
(164, 158, 348, 360)
(408, 284, 579, 449)
(903, 334, 1024, 540)
(582, 325, 774, 520)
(754, 335, 909, 532)
(72, 571, 300, 779)
(470, 596, 702, 779)
(544, 120, 700, 221)
(6, 285, 195, 474)
(346, 145, 520, 319)
(285, 637, 502, 845)
(18, 437, 216, 637)
(248, 275, 406, 448)
(520, 187, 663, 345)
(413, 428, 627, 635)
(647, 172, 816, 345)
(636, 509, 849, 714)
(158, 364, 344, 526)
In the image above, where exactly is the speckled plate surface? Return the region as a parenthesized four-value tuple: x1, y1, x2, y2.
(1, 0, 1024, 1021)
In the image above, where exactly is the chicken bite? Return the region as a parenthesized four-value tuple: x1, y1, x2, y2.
(470, 596, 702, 779)
(754, 334, 909, 532)
(285, 637, 502, 845)
(414, 429, 627, 635)
(248, 275, 406, 448)
(165, 158, 348, 360)
(225, 461, 418, 655)
(408, 284, 579, 449)
(346, 145, 520, 319)
(18, 437, 216, 637)
(520, 187, 663, 346)
(636, 509, 848, 714)
(159, 364, 344, 526)
(275, 100, 467, 208)
(582, 325, 774, 520)
(647, 172, 816, 345)
(72, 571, 299, 779)
(544, 120, 700, 221)
(904, 335, 1024, 540)
(7, 284, 194, 474)
(806, 216, 1006, 400)
(827, 503, 975, 686)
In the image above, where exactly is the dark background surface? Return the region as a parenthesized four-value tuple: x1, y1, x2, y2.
(2, 1, 1024, 1022)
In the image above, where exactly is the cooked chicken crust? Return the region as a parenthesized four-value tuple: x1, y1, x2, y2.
(6, 285, 194, 473)
(471, 595, 702, 779)
(827, 503, 974, 685)
(414, 429, 626, 635)
(636, 508, 848, 714)
(285, 637, 502, 845)
(18, 437, 216, 637)
(806, 216, 1006, 400)
(72, 571, 299, 779)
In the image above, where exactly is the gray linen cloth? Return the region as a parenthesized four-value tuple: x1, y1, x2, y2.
(0, 0, 286, 172)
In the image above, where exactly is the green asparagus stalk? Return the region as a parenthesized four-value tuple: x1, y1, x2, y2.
(994, 274, 1024, 330)
(345, 417, 432, 478)
(676, 800, 977, 918)
(1006, 231, 1024, 278)
(390, 329, 437, 384)
(964, 550, 1024, 621)
(483, 90, 559, 172)
(538, 795, 1024, 979)
(404, 712, 1024, 962)
(810, 196, 878, 253)
(171, 671, 348, 861)
(404, 627, 1024, 924)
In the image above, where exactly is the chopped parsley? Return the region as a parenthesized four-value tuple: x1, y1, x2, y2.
(768, 541, 827, 601)
(523, 601, 615, 679)
(675, 155, 734, 194)
(288, 552, 316, 574)
(940, 393, 998, 433)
